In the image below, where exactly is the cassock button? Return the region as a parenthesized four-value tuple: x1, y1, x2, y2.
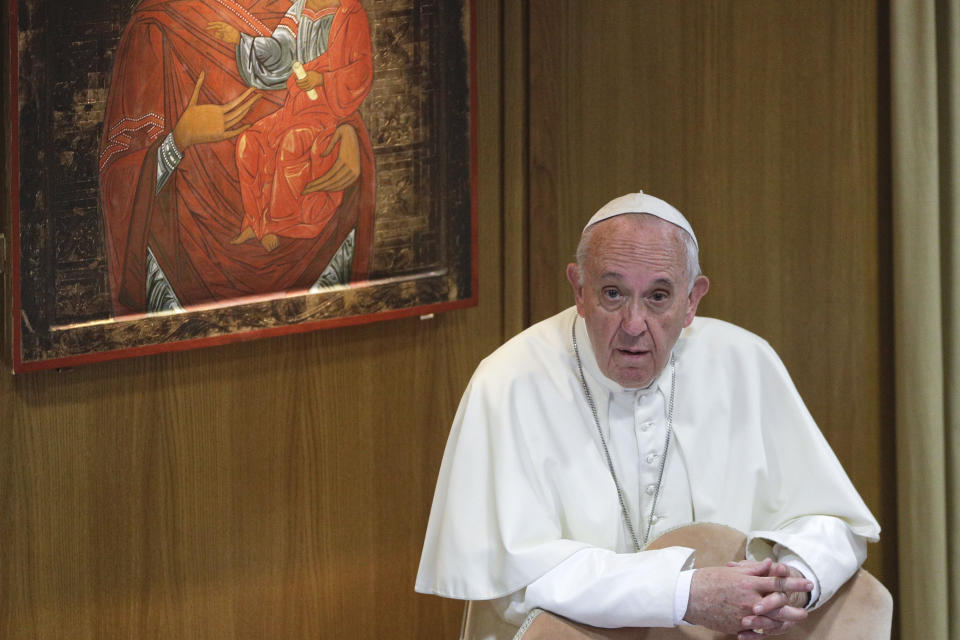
(640, 421, 653, 432)
(645, 484, 657, 496)
(646, 453, 658, 465)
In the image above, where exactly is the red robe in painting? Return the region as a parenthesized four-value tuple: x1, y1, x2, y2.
(237, 2, 372, 241)
(98, 0, 375, 316)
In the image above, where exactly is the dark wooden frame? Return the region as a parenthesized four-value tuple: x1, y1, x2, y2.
(3, 0, 477, 373)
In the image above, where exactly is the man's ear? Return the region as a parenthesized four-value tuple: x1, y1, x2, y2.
(566, 263, 586, 316)
(683, 275, 710, 326)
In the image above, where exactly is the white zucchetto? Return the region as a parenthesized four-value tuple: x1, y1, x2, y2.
(585, 191, 698, 249)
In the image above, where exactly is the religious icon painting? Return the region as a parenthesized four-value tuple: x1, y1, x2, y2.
(2, 0, 476, 372)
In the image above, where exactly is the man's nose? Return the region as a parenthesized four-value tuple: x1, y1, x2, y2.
(620, 302, 648, 336)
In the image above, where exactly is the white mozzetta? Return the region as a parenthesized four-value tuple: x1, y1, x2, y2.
(416, 307, 879, 627)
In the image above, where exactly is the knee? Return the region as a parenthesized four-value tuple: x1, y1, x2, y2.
(236, 132, 253, 166)
(278, 128, 314, 162)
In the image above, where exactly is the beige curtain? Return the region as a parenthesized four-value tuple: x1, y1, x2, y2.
(891, 1, 960, 638)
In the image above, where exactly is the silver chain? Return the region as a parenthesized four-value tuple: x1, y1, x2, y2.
(571, 317, 676, 551)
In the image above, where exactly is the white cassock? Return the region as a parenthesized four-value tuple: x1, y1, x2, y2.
(415, 307, 880, 629)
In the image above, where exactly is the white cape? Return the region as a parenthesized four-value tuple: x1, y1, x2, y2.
(416, 307, 880, 601)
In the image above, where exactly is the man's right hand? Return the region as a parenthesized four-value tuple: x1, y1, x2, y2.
(172, 71, 261, 150)
(683, 558, 812, 638)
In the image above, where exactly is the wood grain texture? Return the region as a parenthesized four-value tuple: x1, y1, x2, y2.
(527, 0, 896, 601)
(1, 2, 899, 637)
(0, 320, 475, 638)
(502, 0, 528, 337)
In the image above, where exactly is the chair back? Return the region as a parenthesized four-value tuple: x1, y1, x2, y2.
(460, 523, 892, 640)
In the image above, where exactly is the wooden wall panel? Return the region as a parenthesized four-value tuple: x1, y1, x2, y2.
(1, 1, 899, 637)
(527, 0, 896, 600)
(0, 320, 480, 638)
(0, 1, 503, 637)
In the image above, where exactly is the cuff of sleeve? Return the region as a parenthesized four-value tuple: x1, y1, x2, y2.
(156, 132, 184, 193)
(775, 545, 821, 609)
(674, 569, 695, 625)
(523, 546, 696, 628)
(747, 516, 865, 610)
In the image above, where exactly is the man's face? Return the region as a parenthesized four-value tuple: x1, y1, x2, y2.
(566, 215, 709, 389)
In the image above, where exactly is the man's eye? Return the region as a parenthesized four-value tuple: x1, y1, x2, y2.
(650, 291, 669, 303)
(602, 288, 621, 301)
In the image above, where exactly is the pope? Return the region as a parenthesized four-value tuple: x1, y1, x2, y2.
(415, 192, 880, 638)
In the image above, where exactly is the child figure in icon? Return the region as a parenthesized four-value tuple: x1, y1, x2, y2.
(208, 0, 373, 252)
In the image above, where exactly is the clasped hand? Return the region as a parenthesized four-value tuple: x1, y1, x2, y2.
(684, 558, 812, 639)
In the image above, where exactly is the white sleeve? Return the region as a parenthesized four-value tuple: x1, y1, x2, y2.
(747, 514, 868, 609)
(499, 546, 695, 629)
(674, 570, 695, 624)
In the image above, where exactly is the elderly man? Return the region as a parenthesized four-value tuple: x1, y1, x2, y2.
(415, 193, 880, 638)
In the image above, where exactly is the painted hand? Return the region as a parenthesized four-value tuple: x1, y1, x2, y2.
(206, 21, 242, 44)
(302, 124, 361, 194)
(172, 72, 261, 150)
(297, 70, 324, 92)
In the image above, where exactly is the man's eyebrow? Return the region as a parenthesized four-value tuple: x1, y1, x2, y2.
(597, 273, 676, 288)
(649, 277, 675, 288)
(598, 271, 626, 280)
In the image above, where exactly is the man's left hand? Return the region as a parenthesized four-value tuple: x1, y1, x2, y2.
(729, 559, 810, 639)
